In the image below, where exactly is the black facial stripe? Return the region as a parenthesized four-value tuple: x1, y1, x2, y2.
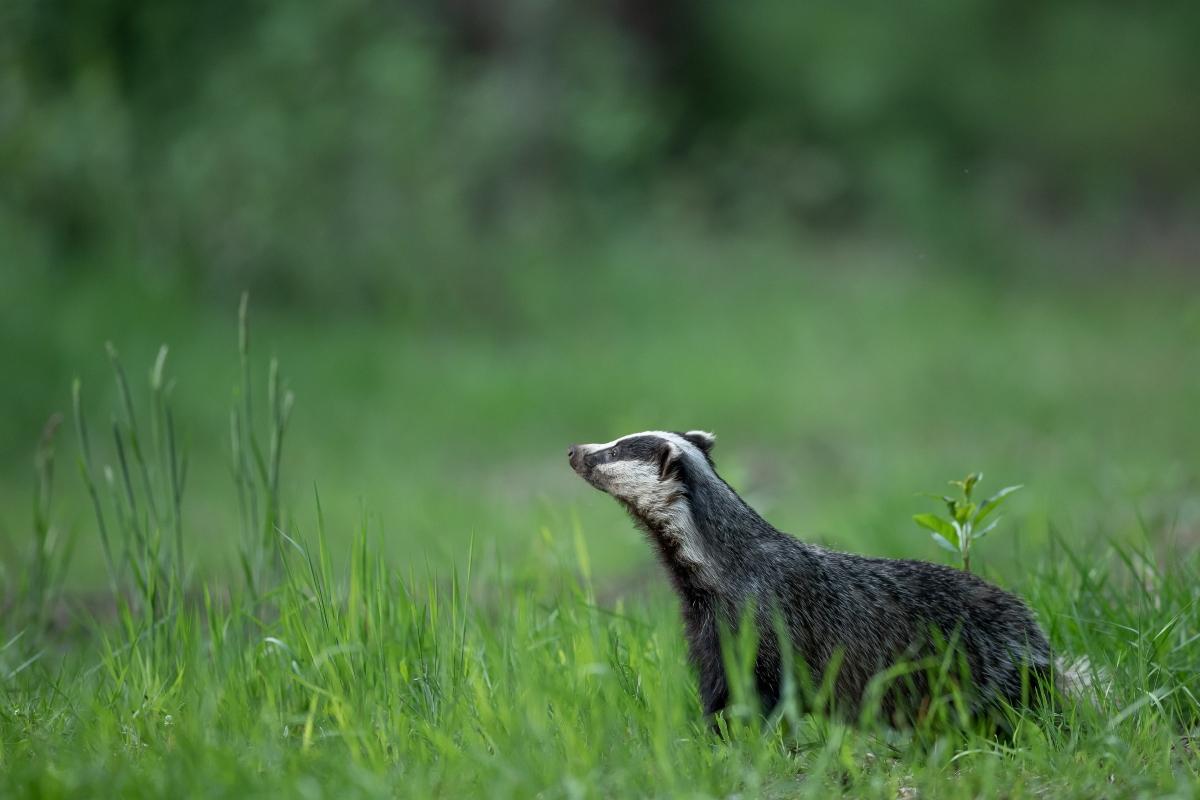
(606, 435, 666, 462)
(584, 435, 667, 468)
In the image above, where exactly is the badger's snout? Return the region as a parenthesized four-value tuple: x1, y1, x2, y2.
(569, 444, 606, 490)
(567, 444, 586, 474)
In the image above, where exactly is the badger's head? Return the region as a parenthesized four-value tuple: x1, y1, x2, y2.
(567, 430, 716, 516)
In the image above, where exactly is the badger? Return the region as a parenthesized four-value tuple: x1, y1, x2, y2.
(567, 430, 1055, 724)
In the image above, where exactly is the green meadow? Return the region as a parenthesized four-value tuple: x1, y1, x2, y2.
(4, 241, 1200, 797)
(4, 2, 1200, 795)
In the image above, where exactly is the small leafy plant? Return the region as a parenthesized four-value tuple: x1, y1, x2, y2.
(914, 473, 1022, 573)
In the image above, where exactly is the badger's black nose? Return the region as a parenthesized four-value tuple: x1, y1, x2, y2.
(567, 445, 577, 461)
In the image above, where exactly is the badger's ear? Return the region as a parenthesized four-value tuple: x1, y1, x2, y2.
(683, 430, 716, 455)
(656, 439, 683, 481)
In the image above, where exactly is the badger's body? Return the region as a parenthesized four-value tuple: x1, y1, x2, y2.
(568, 431, 1053, 722)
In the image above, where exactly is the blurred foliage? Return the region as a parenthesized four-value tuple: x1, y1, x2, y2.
(3, 0, 1198, 308)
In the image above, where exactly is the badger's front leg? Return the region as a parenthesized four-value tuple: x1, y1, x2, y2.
(683, 608, 729, 715)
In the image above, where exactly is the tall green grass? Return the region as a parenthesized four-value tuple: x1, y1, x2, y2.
(1, 301, 1198, 798)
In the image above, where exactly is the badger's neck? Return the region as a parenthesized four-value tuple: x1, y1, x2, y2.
(626, 463, 784, 601)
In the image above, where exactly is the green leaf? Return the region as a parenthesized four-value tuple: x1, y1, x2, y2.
(976, 485, 1023, 523)
(930, 533, 958, 553)
(913, 513, 956, 540)
(954, 502, 976, 524)
(972, 518, 999, 539)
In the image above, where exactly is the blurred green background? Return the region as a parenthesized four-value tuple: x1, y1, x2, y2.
(2, 0, 1199, 586)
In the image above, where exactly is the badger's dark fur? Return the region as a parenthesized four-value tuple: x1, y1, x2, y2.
(568, 431, 1053, 723)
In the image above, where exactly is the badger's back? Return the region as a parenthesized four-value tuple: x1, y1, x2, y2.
(742, 539, 1053, 720)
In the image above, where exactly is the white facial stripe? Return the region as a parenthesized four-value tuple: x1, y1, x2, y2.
(578, 430, 711, 468)
(593, 459, 664, 498)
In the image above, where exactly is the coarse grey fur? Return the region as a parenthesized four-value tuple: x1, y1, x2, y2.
(568, 431, 1054, 724)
